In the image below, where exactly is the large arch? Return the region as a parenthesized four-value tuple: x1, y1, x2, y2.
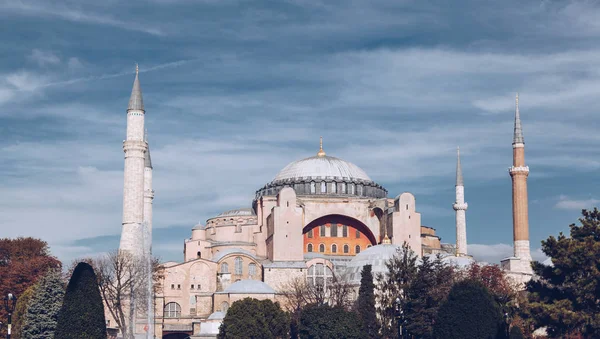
(162, 333, 191, 339)
(303, 214, 377, 245)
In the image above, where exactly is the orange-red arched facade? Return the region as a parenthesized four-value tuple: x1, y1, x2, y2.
(303, 215, 376, 256)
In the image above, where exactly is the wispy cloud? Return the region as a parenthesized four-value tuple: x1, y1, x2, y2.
(28, 49, 61, 67)
(555, 195, 600, 211)
(0, 1, 165, 36)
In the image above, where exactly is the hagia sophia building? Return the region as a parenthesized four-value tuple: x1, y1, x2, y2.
(114, 68, 533, 339)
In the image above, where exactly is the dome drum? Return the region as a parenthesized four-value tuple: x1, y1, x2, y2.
(254, 177, 387, 200)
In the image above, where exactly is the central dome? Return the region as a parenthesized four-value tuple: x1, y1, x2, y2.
(274, 155, 371, 182)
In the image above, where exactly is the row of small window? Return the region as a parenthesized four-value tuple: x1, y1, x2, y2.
(307, 225, 361, 238)
(309, 181, 362, 195)
(307, 243, 369, 254)
(170, 284, 202, 290)
(220, 257, 258, 276)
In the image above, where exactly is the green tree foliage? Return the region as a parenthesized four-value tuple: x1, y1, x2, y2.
(508, 325, 525, 339)
(526, 208, 600, 337)
(0, 237, 61, 337)
(405, 255, 455, 338)
(356, 264, 378, 338)
(54, 262, 107, 339)
(298, 304, 362, 339)
(12, 284, 36, 339)
(22, 269, 65, 338)
(218, 298, 289, 339)
(375, 242, 418, 337)
(433, 280, 503, 339)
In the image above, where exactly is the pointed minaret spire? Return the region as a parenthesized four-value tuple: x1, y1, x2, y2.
(317, 136, 326, 157)
(456, 147, 464, 186)
(128, 63, 144, 111)
(513, 93, 524, 145)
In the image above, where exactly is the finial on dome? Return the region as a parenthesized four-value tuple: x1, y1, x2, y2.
(317, 136, 326, 157)
(382, 226, 391, 244)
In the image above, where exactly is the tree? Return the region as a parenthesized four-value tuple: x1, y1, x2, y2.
(509, 325, 525, 339)
(463, 263, 516, 307)
(94, 250, 162, 339)
(22, 268, 65, 338)
(0, 237, 61, 337)
(356, 264, 378, 338)
(298, 304, 362, 339)
(12, 284, 36, 339)
(433, 280, 503, 339)
(375, 242, 418, 337)
(218, 298, 289, 339)
(526, 208, 600, 337)
(55, 262, 107, 339)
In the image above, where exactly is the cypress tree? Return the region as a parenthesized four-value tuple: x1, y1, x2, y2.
(356, 264, 378, 338)
(433, 280, 502, 339)
(22, 269, 65, 338)
(55, 262, 107, 339)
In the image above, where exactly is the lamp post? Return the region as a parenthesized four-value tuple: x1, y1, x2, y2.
(503, 311, 510, 338)
(395, 297, 403, 339)
(4, 293, 17, 339)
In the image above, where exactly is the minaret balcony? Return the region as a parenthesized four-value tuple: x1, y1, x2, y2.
(508, 166, 529, 175)
(453, 202, 468, 211)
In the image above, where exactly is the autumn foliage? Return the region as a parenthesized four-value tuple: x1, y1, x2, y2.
(0, 237, 61, 337)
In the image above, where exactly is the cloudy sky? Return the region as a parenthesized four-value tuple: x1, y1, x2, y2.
(1, 0, 599, 265)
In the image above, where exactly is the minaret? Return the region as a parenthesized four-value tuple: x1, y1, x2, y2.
(119, 65, 147, 255)
(143, 130, 154, 255)
(453, 147, 468, 256)
(509, 93, 532, 266)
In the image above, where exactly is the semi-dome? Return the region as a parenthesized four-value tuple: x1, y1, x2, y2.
(274, 155, 371, 182)
(345, 244, 402, 285)
(218, 279, 276, 294)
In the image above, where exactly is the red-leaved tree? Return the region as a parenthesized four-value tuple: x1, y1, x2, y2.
(0, 237, 61, 337)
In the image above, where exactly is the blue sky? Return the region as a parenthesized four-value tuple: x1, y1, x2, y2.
(1, 0, 599, 265)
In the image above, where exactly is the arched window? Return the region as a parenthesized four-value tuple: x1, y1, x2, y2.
(307, 263, 334, 291)
(355, 245, 361, 254)
(343, 244, 349, 253)
(234, 257, 243, 275)
(319, 244, 325, 253)
(164, 302, 181, 318)
(320, 225, 326, 236)
(221, 301, 229, 313)
(341, 182, 347, 193)
(197, 251, 201, 258)
(342, 225, 348, 237)
(248, 263, 257, 278)
(307, 229, 313, 238)
(331, 182, 337, 193)
(310, 181, 316, 194)
(357, 185, 363, 195)
(220, 262, 229, 274)
(330, 224, 338, 237)
(350, 183, 355, 194)
(331, 244, 337, 253)
(307, 243, 313, 252)
(320, 181, 326, 193)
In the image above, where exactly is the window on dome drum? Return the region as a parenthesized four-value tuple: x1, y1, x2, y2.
(355, 245, 361, 254)
(249, 263, 257, 278)
(307, 263, 334, 291)
(343, 244, 349, 253)
(321, 181, 326, 193)
(342, 182, 347, 193)
(320, 225, 326, 236)
(358, 185, 363, 195)
(221, 262, 229, 274)
(331, 182, 337, 193)
(330, 224, 338, 237)
(310, 182, 316, 194)
(350, 183, 355, 194)
(307, 243, 313, 252)
(164, 302, 181, 318)
(356, 230, 361, 238)
(342, 225, 348, 237)
(319, 244, 325, 253)
(234, 257, 243, 275)
(332, 244, 337, 253)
